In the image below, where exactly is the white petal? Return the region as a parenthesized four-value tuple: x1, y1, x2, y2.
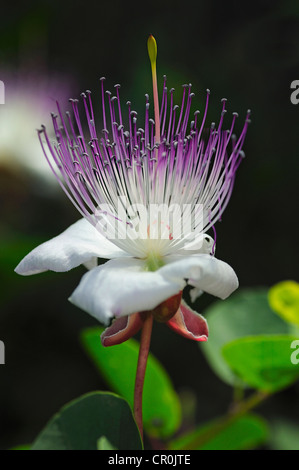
(83, 257, 98, 271)
(69, 254, 238, 325)
(161, 254, 238, 299)
(15, 218, 130, 276)
(69, 258, 185, 325)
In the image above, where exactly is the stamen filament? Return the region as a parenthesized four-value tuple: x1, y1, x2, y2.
(39, 36, 250, 259)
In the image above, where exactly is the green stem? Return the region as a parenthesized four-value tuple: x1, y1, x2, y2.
(172, 390, 270, 450)
(134, 313, 154, 441)
(231, 383, 245, 407)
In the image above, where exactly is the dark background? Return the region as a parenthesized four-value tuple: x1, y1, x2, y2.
(0, 0, 298, 449)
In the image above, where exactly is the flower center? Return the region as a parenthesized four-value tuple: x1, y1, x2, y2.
(144, 250, 182, 323)
(145, 251, 164, 271)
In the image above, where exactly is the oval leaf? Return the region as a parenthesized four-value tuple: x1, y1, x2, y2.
(169, 413, 269, 450)
(222, 335, 299, 392)
(31, 392, 142, 450)
(200, 288, 291, 386)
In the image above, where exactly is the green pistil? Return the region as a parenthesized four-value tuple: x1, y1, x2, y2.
(145, 252, 164, 272)
(147, 35, 160, 146)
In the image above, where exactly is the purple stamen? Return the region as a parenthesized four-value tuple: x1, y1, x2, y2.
(38, 77, 250, 255)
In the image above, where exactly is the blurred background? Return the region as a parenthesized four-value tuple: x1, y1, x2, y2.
(0, 0, 298, 450)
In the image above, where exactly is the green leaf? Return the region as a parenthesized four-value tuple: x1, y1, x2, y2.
(169, 413, 269, 450)
(97, 436, 117, 450)
(222, 335, 299, 392)
(268, 281, 299, 327)
(200, 288, 291, 386)
(31, 392, 142, 450)
(81, 327, 181, 439)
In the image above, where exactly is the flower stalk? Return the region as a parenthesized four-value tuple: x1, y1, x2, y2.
(133, 312, 154, 441)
